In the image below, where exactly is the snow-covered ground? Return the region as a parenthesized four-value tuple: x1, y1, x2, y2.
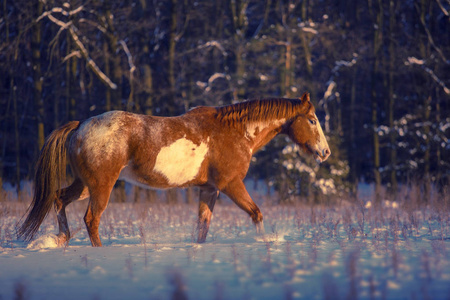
(1, 189, 450, 300)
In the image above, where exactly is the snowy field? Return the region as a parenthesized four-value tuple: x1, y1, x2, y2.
(1, 186, 450, 300)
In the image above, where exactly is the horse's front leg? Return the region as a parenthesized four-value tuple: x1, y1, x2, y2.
(221, 178, 265, 235)
(197, 185, 219, 243)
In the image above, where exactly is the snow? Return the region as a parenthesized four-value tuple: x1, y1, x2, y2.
(1, 192, 450, 300)
(323, 81, 336, 100)
(406, 57, 450, 95)
(406, 57, 425, 65)
(26, 234, 59, 250)
(301, 27, 318, 34)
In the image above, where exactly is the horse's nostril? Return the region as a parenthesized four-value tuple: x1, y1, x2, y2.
(324, 148, 331, 156)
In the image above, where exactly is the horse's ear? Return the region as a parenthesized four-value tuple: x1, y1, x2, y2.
(300, 92, 310, 103)
(300, 93, 313, 113)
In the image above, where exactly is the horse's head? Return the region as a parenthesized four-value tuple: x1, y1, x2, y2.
(287, 93, 331, 163)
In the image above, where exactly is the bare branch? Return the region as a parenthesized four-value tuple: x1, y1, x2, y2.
(119, 40, 136, 111)
(435, 0, 449, 16)
(205, 73, 231, 92)
(38, 8, 118, 90)
(37, 7, 67, 23)
(79, 18, 107, 34)
(69, 5, 84, 16)
(62, 51, 81, 63)
(175, 12, 190, 42)
(416, 4, 448, 63)
(119, 40, 136, 75)
(68, 26, 117, 89)
(47, 14, 70, 29)
(197, 41, 228, 57)
(406, 57, 450, 95)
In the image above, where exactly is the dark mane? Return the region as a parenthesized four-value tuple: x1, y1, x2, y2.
(216, 98, 310, 127)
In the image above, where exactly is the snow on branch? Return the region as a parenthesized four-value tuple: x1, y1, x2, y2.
(406, 57, 450, 95)
(120, 40, 136, 111)
(318, 55, 358, 133)
(416, 8, 448, 64)
(69, 26, 118, 89)
(62, 50, 81, 62)
(301, 27, 318, 35)
(119, 40, 136, 75)
(323, 81, 337, 100)
(435, 0, 449, 16)
(331, 55, 358, 74)
(197, 41, 228, 57)
(36, 5, 84, 22)
(37, 5, 118, 90)
(196, 73, 231, 92)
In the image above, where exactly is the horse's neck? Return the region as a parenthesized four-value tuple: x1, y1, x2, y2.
(246, 119, 285, 153)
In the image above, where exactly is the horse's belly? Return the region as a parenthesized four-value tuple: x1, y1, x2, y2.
(118, 166, 170, 189)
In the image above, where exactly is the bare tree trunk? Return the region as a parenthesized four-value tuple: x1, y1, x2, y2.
(146, 189, 157, 203)
(104, 42, 112, 112)
(32, 0, 44, 151)
(227, 0, 248, 102)
(164, 0, 179, 203)
(418, 0, 432, 200)
(1, 77, 13, 196)
(166, 189, 179, 204)
(235, 44, 246, 100)
(423, 95, 431, 200)
(349, 68, 358, 195)
(104, 1, 122, 111)
(1, 0, 12, 193)
(143, 61, 154, 116)
(13, 79, 21, 199)
(435, 88, 442, 189)
(370, 0, 383, 203)
(66, 32, 78, 121)
(284, 41, 293, 97)
(387, 0, 397, 194)
(169, 0, 177, 93)
(299, 32, 312, 79)
(185, 187, 195, 205)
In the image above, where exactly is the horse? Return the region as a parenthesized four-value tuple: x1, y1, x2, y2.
(17, 93, 330, 247)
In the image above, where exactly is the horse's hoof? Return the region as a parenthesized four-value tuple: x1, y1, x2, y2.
(55, 234, 69, 247)
(255, 221, 265, 235)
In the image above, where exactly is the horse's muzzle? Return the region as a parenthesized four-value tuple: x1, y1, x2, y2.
(314, 148, 331, 163)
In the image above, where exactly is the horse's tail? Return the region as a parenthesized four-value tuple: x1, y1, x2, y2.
(17, 121, 80, 241)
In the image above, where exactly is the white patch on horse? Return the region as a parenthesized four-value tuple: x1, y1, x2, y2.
(153, 136, 208, 185)
(310, 113, 330, 162)
(314, 114, 328, 147)
(246, 122, 263, 139)
(246, 119, 286, 139)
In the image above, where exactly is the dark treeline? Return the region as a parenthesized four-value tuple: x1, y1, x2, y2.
(0, 0, 449, 200)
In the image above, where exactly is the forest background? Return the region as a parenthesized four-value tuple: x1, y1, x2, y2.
(0, 0, 449, 202)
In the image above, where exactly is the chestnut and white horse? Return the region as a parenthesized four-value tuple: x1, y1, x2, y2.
(18, 93, 330, 247)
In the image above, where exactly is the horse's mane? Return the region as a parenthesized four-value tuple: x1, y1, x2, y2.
(215, 98, 311, 127)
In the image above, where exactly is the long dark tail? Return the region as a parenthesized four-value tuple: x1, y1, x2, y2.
(17, 121, 80, 241)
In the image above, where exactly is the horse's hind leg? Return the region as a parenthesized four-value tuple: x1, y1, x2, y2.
(197, 185, 219, 243)
(84, 181, 115, 247)
(221, 178, 265, 235)
(54, 178, 89, 246)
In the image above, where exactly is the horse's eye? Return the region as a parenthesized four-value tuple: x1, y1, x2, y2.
(309, 119, 316, 125)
